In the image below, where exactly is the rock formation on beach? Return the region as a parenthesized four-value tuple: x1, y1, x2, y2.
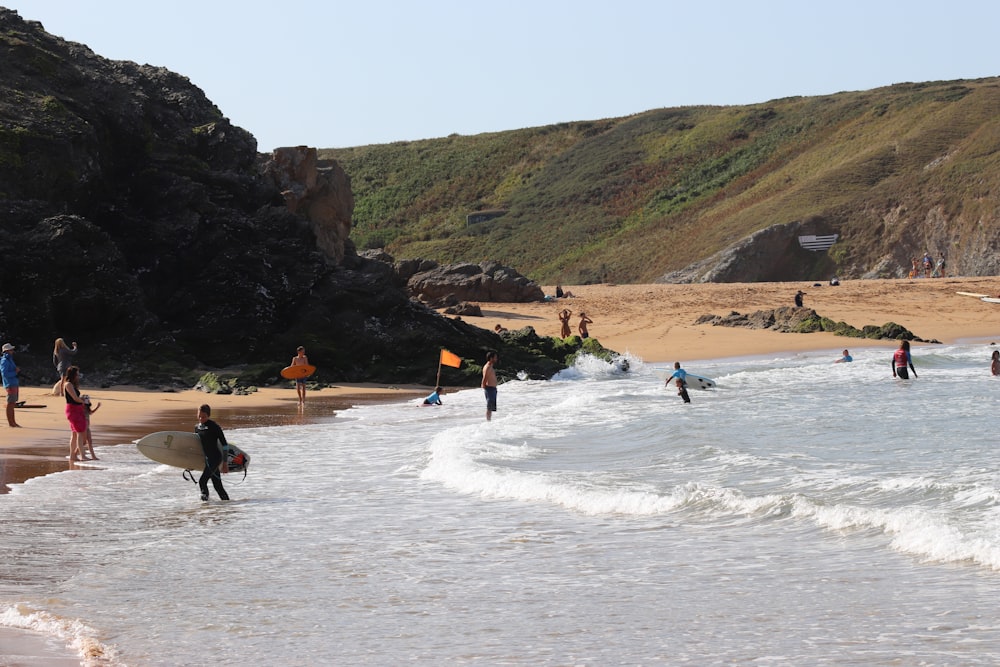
(0, 9, 583, 386)
(695, 307, 937, 343)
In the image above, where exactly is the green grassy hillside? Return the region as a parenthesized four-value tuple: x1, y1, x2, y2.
(322, 77, 1000, 283)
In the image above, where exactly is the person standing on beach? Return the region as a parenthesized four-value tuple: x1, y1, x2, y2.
(794, 291, 805, 307)
(991, 350, 999, 376)
(51, 338, 78, 396)
(1, 343, 20, 428)
(63, 366, 87, 460)
(558, 309, 572, 338)
(578, 312, 593, 338)
(482, 351, 498, 421)
(82, 393, 101, 460)
(290, 346, 309, 404)
(195, 404, 230, 502)
(892, 340, 918, 380)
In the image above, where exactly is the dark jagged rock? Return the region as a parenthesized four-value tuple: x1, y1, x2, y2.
(0, 10, 597, 387)
(696, 307, 938, 343)
(407, 260, 546, 304)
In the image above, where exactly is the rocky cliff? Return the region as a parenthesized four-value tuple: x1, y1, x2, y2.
(0, 9, 576, 386)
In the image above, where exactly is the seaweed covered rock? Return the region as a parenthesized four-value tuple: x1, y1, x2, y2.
(696, 309, 938, 343)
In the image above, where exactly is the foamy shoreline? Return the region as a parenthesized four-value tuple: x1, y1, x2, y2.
(5, 276, 1000, 664)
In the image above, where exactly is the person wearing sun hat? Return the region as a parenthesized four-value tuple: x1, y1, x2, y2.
(1, 343, 20, 427)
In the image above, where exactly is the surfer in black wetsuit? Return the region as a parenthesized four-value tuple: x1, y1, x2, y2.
(195, 404, 230, 502)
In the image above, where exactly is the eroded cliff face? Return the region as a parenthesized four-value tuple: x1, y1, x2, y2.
(0, 9, 566, 385)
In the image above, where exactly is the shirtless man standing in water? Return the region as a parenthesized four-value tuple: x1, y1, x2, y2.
(482, 350, 498, 421)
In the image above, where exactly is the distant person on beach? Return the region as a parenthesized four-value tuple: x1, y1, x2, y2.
(482, 350, 498, 421)
(494, 324, 509, 335)
(195, 404, 230, 502)
(82, 393, 101, 460)
(1, 343, 20, 428)
(423, 386, 443, 405)
(290, 346, 309, 404)
(991, 350, 999, 376)
(578, 313, 593, 338)
(835, 349, 853, 363)
(922, 252, 933, 278)
(934, 253, 946, 278)
(51, 338, 78, 396)
(559, 309, 572, 338)
(794, 291, 805, 307)
(64, 366, 87, 461)
(892, 340, 918, 380)
(909, 258, 919, 279)
(555, 285, 564, 298)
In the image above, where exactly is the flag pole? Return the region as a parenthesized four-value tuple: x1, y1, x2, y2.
(436, 359, 442, 388)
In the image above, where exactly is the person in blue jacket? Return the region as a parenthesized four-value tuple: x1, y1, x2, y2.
(423, 387, 443, 405)
(835, 349, 853, 363)
(666, 362, 691, 403)
(1, 343, 20, 428)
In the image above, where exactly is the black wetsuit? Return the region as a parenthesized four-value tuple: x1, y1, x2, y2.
(195, 419, 230, 500)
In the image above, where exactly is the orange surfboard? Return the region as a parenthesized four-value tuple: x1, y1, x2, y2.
(281, 364, 316, 380)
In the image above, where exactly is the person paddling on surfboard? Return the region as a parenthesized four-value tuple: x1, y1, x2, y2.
(291, 346, 310, 404)
(195, 404, 230, 502)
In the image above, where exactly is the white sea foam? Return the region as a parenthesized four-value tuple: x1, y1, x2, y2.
(6, 345, 1000, 664)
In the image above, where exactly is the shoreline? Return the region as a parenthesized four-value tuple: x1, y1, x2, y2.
(5, 276, 1000, 495)
(0, 384, 427, 493)
(6, 276, 1000, 664)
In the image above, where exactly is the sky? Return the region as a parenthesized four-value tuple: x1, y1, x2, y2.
(7, 1, 1000, 151)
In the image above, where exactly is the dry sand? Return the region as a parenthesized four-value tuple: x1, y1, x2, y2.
(482, 277, 1000, 361)
(5, 276, 1000, 492)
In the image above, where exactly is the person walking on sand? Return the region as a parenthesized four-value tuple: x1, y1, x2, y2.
(290, 346, 309, 404)
(578, 312, 593, 339)
(51, 338, 78, 396)
(892, 340, 918, 380)
(195, 404, 230, 502)
(63, 366, 87, 461)
(482, 350, 498, 421)
(835, 349, 853, 363)
(1, 343, 21, 428)
(558, 309, 572, 338)
(991, 350, 999, 376)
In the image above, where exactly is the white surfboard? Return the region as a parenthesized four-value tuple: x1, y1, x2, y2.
(656, 369, 716, 390)
(957, 291, 990, 298)
(981, 297, 1000, 304)
(136, 430, 250, 472)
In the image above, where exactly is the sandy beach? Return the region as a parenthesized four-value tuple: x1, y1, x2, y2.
(5, 276, 1000, 491)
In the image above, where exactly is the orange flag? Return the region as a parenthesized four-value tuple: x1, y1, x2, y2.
(439, 349, 462, 368)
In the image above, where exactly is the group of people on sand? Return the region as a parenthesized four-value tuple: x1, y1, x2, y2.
(49, 338, 102, 461)
(558, 309, 593, 339)
(909, 252, 947, 279)
(0, 337, 101, 461)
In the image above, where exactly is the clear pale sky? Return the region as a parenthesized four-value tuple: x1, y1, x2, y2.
(7, 1, 999, 151)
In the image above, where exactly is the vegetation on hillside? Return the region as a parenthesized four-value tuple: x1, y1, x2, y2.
(322, 78, 1000, 284)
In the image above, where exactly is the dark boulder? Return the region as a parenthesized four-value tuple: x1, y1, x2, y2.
(408, 260, 545, 304)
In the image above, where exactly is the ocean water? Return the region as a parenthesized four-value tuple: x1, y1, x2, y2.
(5, 343, 1000, 665)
